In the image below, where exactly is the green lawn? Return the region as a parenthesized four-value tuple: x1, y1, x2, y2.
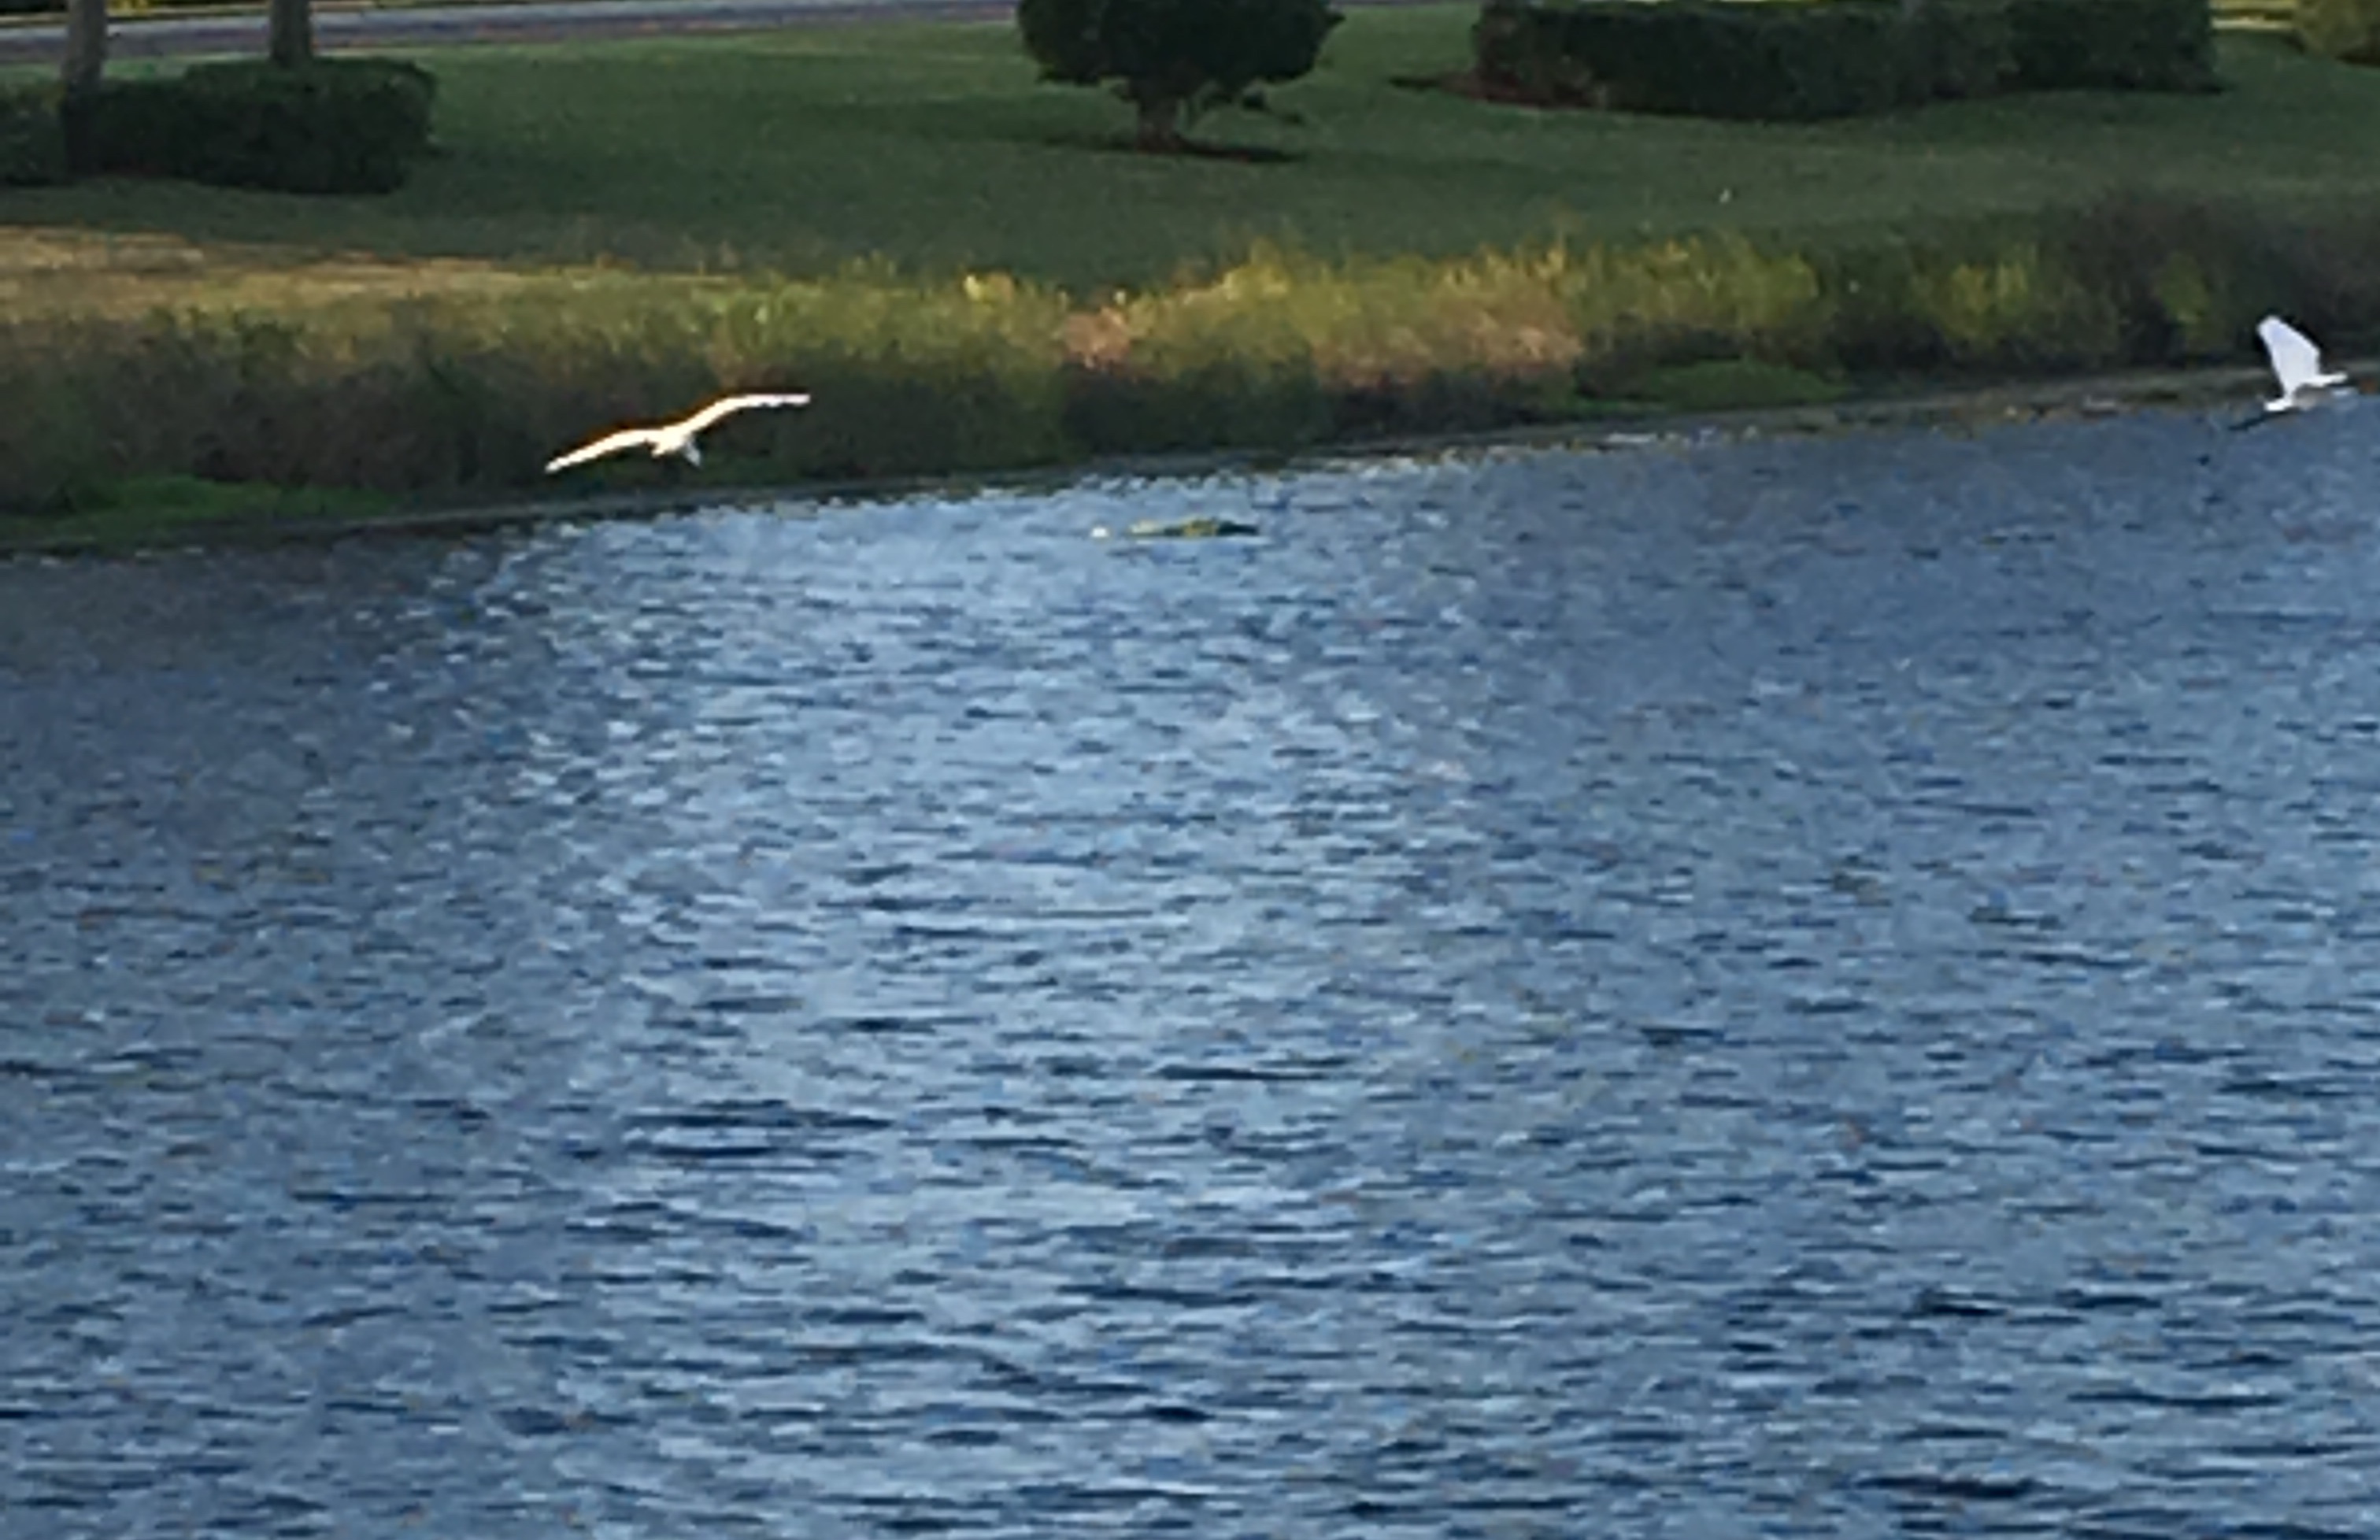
(7, 9, 2380, 291)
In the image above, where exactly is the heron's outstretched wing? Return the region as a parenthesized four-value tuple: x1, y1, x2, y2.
(545, 427, 661, 474)
(679, 392, 812, 435)
(2257, 316, 2332, 396)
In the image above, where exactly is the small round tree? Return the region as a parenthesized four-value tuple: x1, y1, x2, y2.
(1020, 0, 1344, 153)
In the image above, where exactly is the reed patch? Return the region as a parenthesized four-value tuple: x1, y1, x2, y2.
(3, 195, 2378, 528)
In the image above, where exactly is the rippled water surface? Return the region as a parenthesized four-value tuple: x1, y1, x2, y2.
(7, 407, 2380, 1538)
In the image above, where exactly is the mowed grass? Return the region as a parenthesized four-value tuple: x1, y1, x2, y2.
(6, 8, 2380, 293)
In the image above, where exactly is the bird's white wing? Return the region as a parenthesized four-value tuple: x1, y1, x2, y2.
(2257, 316, 2330, 396)
(545, 427, 661, 474)
(679, 392, 812, 435)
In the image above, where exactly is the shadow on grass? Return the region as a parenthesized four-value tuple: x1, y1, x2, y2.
(1388, 68, 1592, 109)
(1035, 131, 1300, 165)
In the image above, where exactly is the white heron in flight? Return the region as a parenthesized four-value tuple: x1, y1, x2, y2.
(2240, 317, 2351, 428)
(544, 392, 811, 473)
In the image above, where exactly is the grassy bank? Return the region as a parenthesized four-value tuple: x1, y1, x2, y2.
(5, 10, 2380, 544)
(9, 206, 2376, 517)
(13, 14, 2380, 284)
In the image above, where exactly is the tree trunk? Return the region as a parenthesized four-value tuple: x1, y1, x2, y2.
(1133, 92, 1184, 153)
(62, 0, 107, 99)
(61, 0, 106, 172)
(268, 0, 314, 67)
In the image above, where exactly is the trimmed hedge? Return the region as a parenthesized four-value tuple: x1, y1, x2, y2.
(1901, 0, 2017, 100)
(1472, 0, 2215, 120)
(1476, 0, 1911, 119)
(1, 83, 68, 187)
(2004, 0, 2216, 91)
(1472, 0, 1601, 102)
(74, 57, 438, 194)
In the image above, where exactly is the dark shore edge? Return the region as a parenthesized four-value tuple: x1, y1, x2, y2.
(1, 357, 2356, 561)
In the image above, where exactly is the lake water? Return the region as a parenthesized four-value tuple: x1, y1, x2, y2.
(6, 406, 2380, 1538)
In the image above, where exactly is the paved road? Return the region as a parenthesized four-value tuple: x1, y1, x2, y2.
(0, 0, 1016, 65)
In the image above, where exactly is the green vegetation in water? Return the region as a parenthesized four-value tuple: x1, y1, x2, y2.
(1123, 516, 1263, 539)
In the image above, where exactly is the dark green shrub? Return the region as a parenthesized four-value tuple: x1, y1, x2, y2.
(2004, 0, 2216, 90)
(1474, 0, 2215, 117)
(1020, 0, 1342, 150)
(1473, 0, 1598, 102)
(1477, 0, 1910, 120)
(80, 57, 438, 194)
(72, 81, 177, 180)
(1593, 0, 1906, 120)
(0, 83, 68, 187)
(1899, 0, 2016, 101)
(2048, 194, 2279, 361)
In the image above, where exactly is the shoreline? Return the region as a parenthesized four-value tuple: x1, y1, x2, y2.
(3, 356, 2333, 561)
(10, 9, 2375, 558)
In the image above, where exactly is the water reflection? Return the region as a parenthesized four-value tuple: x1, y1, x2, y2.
(6, 405, 2380, 1536)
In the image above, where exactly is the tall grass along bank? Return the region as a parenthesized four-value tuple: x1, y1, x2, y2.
(5, 195, 2378, 539)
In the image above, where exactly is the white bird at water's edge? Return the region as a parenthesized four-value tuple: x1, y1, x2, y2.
(2235, 316, 2352, 429)
(543, 392, 811, 473)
